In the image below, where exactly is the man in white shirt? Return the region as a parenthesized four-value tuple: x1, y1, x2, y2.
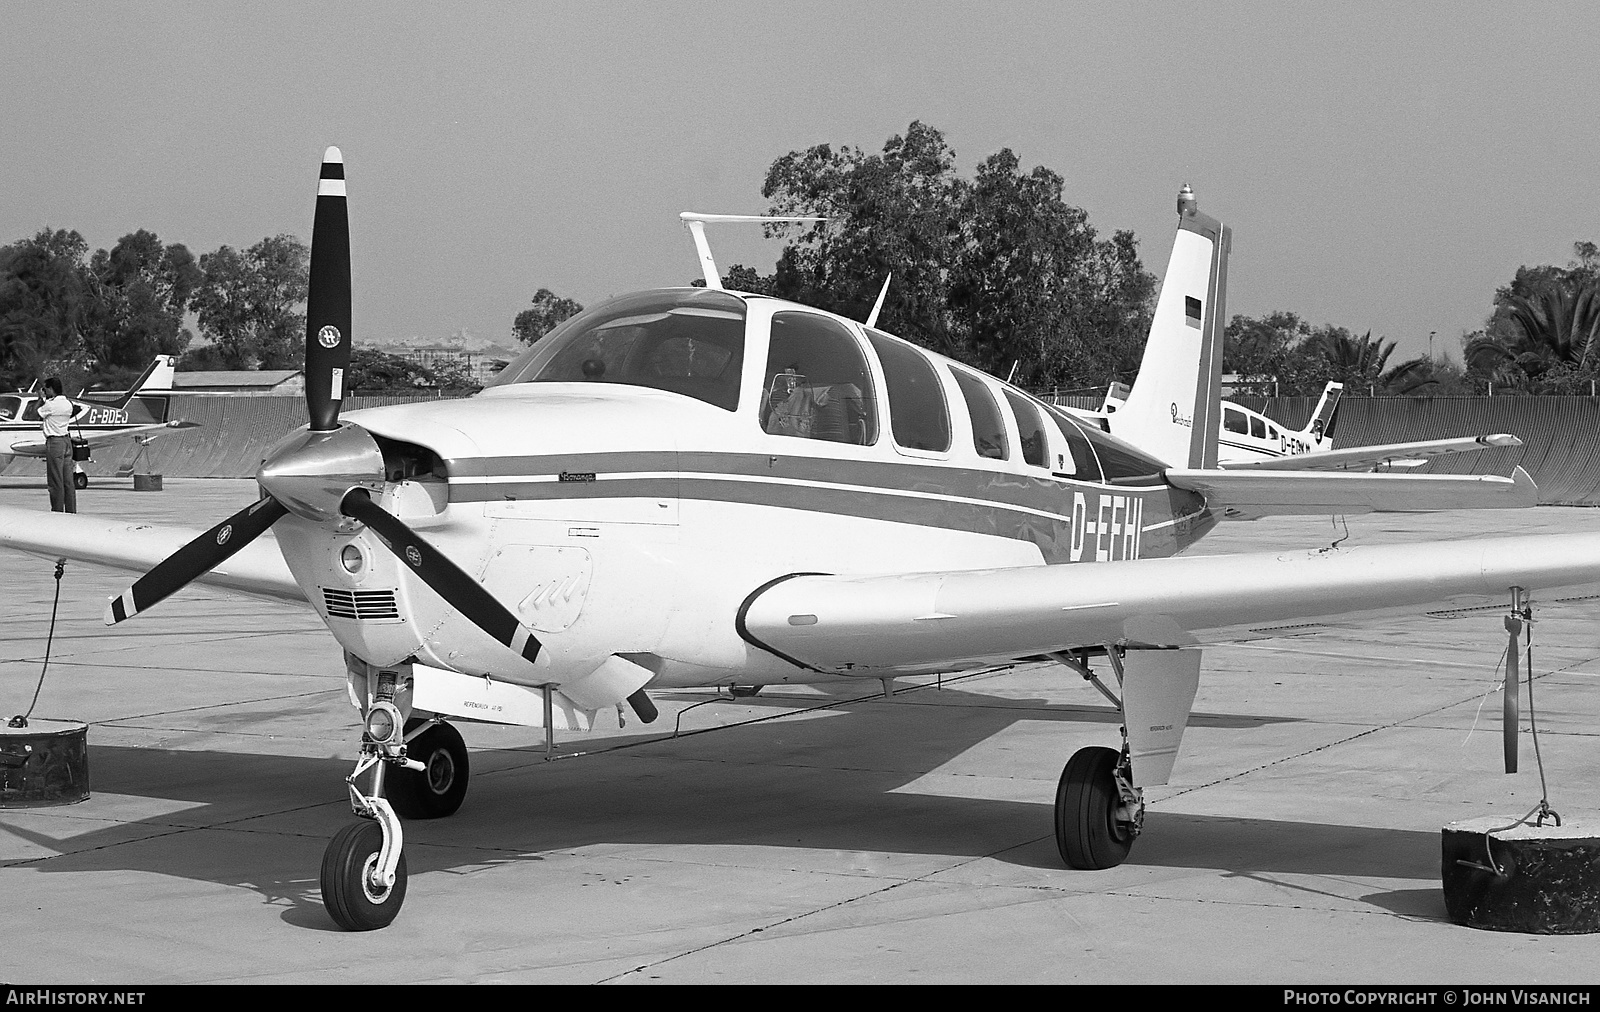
(38, 377, 82, 513)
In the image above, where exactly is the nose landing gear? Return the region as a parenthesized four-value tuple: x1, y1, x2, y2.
(321, 721, 462, 931)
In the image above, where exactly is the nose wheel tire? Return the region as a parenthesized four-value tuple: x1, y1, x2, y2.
(1055, 746, 1137, 870)
(386, 720, 469, 820)
(73, 471, 88, 490)
(321, 820, 407, 931)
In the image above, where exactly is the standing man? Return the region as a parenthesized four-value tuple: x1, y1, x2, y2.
(38, 377, 81, 513)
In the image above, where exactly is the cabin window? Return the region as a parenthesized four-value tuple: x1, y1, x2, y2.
(0, 396, 18, 421)
(1002, 389, 1049, 468)
(1223, 405, 1248, 434)
(1043, 406, 1103, 481)
(761, 312, 878, 445)
(1267, 423, 1279, 440)
(488, 289, 747, 411)
(1250, 415, 1267, 439)
(866, 329, 951, 453)
(949, 367, 1007, 460)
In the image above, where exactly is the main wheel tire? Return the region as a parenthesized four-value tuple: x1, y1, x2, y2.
(1055, 746, 1136, 870)
(73, 472, 88, 490)
(386, 720, 469, 819)
(320, 820, 407, 931)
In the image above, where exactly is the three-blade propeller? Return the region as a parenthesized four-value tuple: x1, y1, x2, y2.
(103, 148, 542, 668)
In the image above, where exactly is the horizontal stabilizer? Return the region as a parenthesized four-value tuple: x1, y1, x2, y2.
(1219, 434, 1523, 473)
(1165, 465, 1536, 519)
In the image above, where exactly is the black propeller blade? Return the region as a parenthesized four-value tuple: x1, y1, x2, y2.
(339, 489, 543, 664)
(306, 146, 353, 432)
(103, 147, 543, 672)
(104, 496, 289, 625)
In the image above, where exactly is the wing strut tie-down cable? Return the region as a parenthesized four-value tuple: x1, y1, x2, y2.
(9, 559, 66, 729)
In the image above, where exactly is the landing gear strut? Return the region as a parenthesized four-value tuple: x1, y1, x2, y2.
(1048, 648, 1145, 870)
(320, 708, 472, 930)
(1054, 745, 1142, 869)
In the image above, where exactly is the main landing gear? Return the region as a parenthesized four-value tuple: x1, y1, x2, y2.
(320, 715, 470, 931)
(1054, 745, 1142, 869)
(1048, 649, 1146, 870)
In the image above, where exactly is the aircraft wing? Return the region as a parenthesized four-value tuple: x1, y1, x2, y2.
(0, 506, 306, 606)
(6, 420, 202, 457)
(739, 530, 1600, 675)
(1217, 434, 1523, 473)
(1164, 465, 1536, 519)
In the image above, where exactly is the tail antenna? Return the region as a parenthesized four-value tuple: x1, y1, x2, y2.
(865, 273, 892, 327)
(679, 212, 826, 290)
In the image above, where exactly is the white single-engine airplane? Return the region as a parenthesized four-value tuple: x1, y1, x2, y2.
(0, 356, 199, 488)
(2, 150, 1595, 932)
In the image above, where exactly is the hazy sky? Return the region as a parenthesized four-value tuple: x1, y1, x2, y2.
(4, 2, 1596, 363)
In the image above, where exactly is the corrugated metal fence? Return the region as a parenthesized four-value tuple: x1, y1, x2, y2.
(11, 392, 1600, 505)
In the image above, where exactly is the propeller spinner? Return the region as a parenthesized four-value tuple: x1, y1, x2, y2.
(103, 147, 543, 668)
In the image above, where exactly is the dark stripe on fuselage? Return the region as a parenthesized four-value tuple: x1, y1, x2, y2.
(446, 450, 1212, 563)
(450, 450, 1167, 519)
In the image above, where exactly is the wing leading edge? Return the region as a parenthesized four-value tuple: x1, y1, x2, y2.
(739, 530, 1600, 675)
(7, 420, 202, 456)
(0, 505, 305, 606)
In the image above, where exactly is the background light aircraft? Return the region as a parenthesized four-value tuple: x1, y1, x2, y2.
(0, 356, 199, 488)
(1076, 187, 1524, 476)
(1, 151, 1594, 933)
(1099, 379, 1523, 473)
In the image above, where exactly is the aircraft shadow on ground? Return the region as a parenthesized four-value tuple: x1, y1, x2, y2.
(0, 685, 1434, 931)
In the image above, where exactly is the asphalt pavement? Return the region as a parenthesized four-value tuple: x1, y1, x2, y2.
(1, 475, 1597, 984)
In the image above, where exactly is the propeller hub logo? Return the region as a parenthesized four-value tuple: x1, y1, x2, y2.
(217, 525, 232, 546)
(405, 546, 422, 567)
(317, 325, 342, 350)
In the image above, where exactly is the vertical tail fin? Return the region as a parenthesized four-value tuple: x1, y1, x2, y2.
(1108, 185, 1231, 469)
(107, 355, 177, 407)
(1303, 381, 1342, 446)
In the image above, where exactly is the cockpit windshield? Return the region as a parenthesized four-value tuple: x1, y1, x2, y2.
(488, 289, 747, 411)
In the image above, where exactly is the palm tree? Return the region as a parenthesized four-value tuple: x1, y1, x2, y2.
(1311, 329, 1435, 395)
(1465, 283, 1600, 392)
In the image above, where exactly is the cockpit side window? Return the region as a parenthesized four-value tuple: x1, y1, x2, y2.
(949, 367, 1007, 460)
(1223, 405, 1248, 434)
(488, 289, 747, 411)
(865, 329, 951, 453)
(1250, 415, 1267, 439)
(1002, 389, 1048, 468)
(1042, 405, 1103, 481)
(0, 396, 18, 422)
(761, 312, 878, 445)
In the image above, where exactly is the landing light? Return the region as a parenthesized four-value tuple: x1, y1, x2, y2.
(364, 701, 402, 745)
(341, 545, 365, 574)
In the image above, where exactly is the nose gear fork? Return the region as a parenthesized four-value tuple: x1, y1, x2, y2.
(344, 749, 422, 893)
